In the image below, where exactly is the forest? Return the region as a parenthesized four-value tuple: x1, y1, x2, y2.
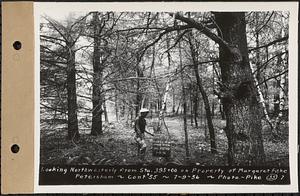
(40, 11, 289, 166)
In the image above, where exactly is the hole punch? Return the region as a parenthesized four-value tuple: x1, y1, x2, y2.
(11, 144, 20, 153)
(13, 41, 22, 50)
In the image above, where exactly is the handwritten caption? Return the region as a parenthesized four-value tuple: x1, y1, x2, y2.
(39, 165, 290, 185)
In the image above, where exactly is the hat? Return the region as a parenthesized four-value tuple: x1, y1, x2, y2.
(140, 108, 149, 113)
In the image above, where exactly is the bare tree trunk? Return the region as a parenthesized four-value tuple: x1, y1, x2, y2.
(252, 16, 274, 131)
(274, 55, 286, 134)
(91, 12, 103, 136)
(215, 12, 265, 165)
(130, 106, 134, 121)
(193, 86, 199, 128)
(115, 92, 119, 122)
(175, 96, 182, 115)
(103, 99, 108, 122)
(219, 101, 226, 120)
(250, 62, 273, 131)
(135, 52, 144, 117)
(66, 45, 79, 141)
(211, 63, 215, 117)
(264, 47, 270, 113)
(274, 22, 287, 135)
(190, 85, 194, 126)
(187, 32, 217, 153)
(178, 34, 190, 161)
(204, 105, 208, 142)
(172, 88, 176, 114)
(200, 101, 203, 125)
(174, 10, 265, 165)
(135, 70, 141, 117)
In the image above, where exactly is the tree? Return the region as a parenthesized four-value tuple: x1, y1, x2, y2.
(247, 11, 289, 137)
(66, 35, 80, 141)
(178, 31, 190, 161)
(214, 12, 265, 165)
(175, 12, 265, 165)
(187, 31, 217, 153)
(91, 12, 104, 135)
(41, 15, 86, 141)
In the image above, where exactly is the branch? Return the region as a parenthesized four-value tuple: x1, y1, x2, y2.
(117, 27, 166, 32)
(40, 45, 67, 60)
(139, 24, 193, 57)
(44, 16, 68, 42)
(41, 59, 67, 69)
(110, 76, 155, 82)
(257, 69, 288, 86)
(256, 11, 274, 33)
(74, 43, 93, 52)
(174, 13, 231, 51)
(41, 35, 66, 43)
(249, 35, 288, 52)
(252, 51, 288, 74)
(69, 12, 91, 30)
(164, 29, 191, 54)
(40, 103, 66, 114)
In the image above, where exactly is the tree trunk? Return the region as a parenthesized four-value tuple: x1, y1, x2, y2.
(215, 12, 265, 165)
(264, 47, 270, 113)
(194, 65, 217, 153)
(66, 45, 79, 141)
(135, 62, 143, 117)
(274, 19, 287, 134)
(219, 102, 226, 120)
(190, 85, 194, 126)
(115, 92, 119, 122)
(193, 86, 199, 128)
(274, 55, 286, 134)
(91, 12, 103, 136)
(204, 105, 208, 141)
(178, 35, 190, 161)
(175, 96, 182, 115)
(187, 32, 217, 153)
(103, 99, 108, 122)
(211, 63, 215, 117)
(172, 88, 176, 114)
(252, 17, 274, 132)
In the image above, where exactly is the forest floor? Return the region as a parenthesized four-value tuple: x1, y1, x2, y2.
(40, 116, 289, 166)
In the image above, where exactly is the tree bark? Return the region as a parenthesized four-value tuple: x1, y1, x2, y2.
(193, 85, 199, 128)
(211, 63, 215, 117)
(91, 12, 103, 136)
(190, 84, 194, 126)
(66, 44, 79, 141)
(103, 99, 109, 122)
(250, 62, 273, 131)
(219, 101, 226, 120)
(115, 92, 119, 122)
(178, 34, 190, 161)
(135, 61, 143, 117)
(252, 15, 274, 132)
(187, 32, 217, 153)
(273, 19, 287, 134)
(274, 54, 286, 134)
(214, 12, 265, 165)
(175, 98, 181, 115)
(200, 101, 203, 125)
(172, 88, 176, 114)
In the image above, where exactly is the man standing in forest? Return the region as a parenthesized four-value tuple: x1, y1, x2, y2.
(134, 108, 150, 162)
